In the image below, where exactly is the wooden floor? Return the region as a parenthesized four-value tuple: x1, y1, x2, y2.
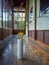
(0, 35, 49, 65)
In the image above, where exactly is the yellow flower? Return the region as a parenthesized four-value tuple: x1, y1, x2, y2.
(18, 32, 23, 36)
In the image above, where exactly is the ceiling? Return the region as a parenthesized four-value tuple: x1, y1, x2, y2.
(40, 0, 49, 11)
(13, 0, 49, 11)
(13, 0, 26, 9)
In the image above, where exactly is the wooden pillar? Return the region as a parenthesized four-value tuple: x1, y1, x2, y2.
(2, 0, 3, 39)
(34, 0, 40, 40)
(25, 0, 29, 37)
(28, 0, 29, 37)
(34, 0, 37, 40)
(12, 0, 14, 34)
(33, 0, 37, 40)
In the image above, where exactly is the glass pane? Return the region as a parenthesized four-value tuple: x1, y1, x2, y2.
(3, 11, 6, 28)
(0, 0, 2, 28)
(29, 6, 34, 30)
(6, 11, 8, 28)
(3, 0, 6, 28)
(14, 12, 25, 21)
(37, 1, 49, 30)
(14, 13, 20, 21)
(14, 12, 25, 30)
(8, 9, 12, 29)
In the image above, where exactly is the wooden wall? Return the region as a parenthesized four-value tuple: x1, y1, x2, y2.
(3, 28, 12, 38)
(45, 30, 49, 45)
(0, 28, 12, 40)
(29, 30, 49, 46)
(0, 28, 2, 40)
(29, 30, 34, 39)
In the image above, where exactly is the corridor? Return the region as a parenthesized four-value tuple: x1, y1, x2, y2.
(0, 35, 49, 65)
(0, 0, 49, 65)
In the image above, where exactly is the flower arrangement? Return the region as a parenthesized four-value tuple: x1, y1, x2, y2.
(18, 32, 23, 36)
(18, 32, 23, 39)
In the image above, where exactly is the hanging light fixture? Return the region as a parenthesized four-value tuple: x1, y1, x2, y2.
(21, 2, 24, 6)
(15, 0, 25, 11)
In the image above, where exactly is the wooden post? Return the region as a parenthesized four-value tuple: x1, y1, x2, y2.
(34, 0, 37, 40)
(2, 0, 3, 39)
(12, 0, 14, 34)
(28, 0, 29, 37)
(25, 0, 29, 37)
(35, 0, 37, 40)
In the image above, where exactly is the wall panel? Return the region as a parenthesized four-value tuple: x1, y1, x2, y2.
(37, 30, 43, 42)
(29, 30, 49, 46)
(45, 30, 49, 45)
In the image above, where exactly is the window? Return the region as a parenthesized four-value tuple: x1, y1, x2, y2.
(0, 0, 2, 28)
(14, 12, 25, 30)
(6, 10, 8, 28)
(3, 10, 6, 28)
(29, 6, 34, 30)
(37, 6, 49, 30)
(8, 8, 12, 29)
(3, 0, 6, 28)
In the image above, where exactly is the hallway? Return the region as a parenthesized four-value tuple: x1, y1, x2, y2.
(0, 35, 49, 65)
(0, 0, 49, 65)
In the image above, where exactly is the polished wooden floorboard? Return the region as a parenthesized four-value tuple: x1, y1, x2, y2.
(0, 35, 49, 65)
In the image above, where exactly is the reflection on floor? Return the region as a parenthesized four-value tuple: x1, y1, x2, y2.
(0, 35, 49, 65)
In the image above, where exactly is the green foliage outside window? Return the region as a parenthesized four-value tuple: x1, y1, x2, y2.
(14, 12, 25, 30)
(18, 19, 24, 30)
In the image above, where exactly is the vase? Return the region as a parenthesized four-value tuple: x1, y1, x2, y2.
(17, 38, 23, 59)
